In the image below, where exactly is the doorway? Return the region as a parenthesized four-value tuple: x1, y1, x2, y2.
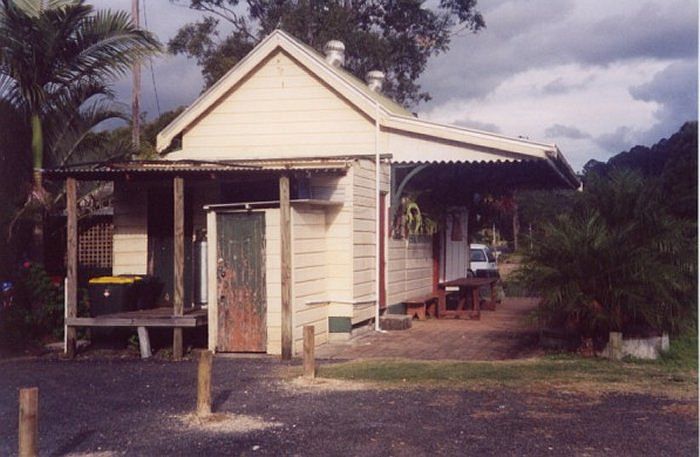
(215, 212, 267, 352)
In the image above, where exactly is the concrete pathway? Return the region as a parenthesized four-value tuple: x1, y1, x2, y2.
(316, 297, 543, 361)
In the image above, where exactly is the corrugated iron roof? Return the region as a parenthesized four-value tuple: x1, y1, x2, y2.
(392, 158, 526, 165)
(42, 159, 350, 180)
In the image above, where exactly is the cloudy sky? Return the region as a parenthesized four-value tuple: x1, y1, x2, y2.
(103, 0, 698, 171)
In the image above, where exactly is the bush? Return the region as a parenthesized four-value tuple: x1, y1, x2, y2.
(517, 171, 697, 339)
(0, 262, 89, 351)
(0, 282, 34, 351)
(18, 263, 66, 339)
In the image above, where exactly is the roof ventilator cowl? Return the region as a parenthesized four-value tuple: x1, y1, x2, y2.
(365, 70, 385, 93)
(324, 40, 345, 67)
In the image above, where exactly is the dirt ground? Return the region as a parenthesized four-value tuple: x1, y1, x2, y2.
(1, 357, 697, 456)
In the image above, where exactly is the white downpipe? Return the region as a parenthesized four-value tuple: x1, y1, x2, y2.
(374, 101, 382, 332)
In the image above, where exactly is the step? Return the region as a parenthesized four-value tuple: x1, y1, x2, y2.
(379, 314, 412, 331)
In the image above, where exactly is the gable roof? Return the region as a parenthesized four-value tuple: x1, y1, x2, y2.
(156, 29, 411, 153)
(157, 29, 579, 188)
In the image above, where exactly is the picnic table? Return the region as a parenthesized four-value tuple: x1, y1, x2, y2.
(437, 277, 499, 320)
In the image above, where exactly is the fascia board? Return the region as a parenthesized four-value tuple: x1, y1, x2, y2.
(383, 116, 553, 160)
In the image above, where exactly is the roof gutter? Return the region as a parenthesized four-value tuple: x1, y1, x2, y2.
(543, 151, 580, 189)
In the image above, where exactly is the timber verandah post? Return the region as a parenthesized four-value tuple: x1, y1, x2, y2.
(173, 176, 185, 360)
(65, 177, 78, 358)
(279, 174, 293, 360)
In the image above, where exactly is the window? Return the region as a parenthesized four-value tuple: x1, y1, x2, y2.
(470, 249, 486, 262)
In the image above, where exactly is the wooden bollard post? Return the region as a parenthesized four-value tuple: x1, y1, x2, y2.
(196, 350, 213, 417)
(18, 387, 38, 457)
(303, 325, 315, 379)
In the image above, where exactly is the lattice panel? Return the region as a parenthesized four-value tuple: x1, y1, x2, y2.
(79, 220, 113, 267)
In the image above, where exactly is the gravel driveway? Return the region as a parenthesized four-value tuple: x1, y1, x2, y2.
(0, 357, 697, 456)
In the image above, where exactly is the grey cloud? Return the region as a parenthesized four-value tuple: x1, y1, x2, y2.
(571, 3, 698, 65)
(541, 76, 594, 95)
(477, 0, 576, 41)
(103, 1, 207, 121)
(102, 0, 206, 41)
(630, 59, 698, 114)
(112, 54, 204, 122)
(630, 59, 698, 145)
(594, 126, 635, 154)
(454, 117, 502, 133)
(545, 124, 591, 140)
(421, 0, 698, 106)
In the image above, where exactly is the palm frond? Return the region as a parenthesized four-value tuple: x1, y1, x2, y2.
(517, 170, 696, 336)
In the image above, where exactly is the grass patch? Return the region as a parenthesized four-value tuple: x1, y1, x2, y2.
(317, 353, 698, 399)
(658, 332, 698, 370)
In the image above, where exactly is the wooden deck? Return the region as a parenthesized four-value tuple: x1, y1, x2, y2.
(66, 307, 208, 328)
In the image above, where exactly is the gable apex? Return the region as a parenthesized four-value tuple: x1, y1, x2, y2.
(156, 30, 409, 152)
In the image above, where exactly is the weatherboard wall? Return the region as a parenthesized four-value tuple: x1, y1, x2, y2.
(180, 50, 379, 160)
(112, 181, 148, 275)
(386, 237, 434, 306)
(291, 204, 330, 353)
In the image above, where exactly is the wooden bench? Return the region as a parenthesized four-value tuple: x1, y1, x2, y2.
(404, 294, 439, 320)
(66, 307, 208, 359)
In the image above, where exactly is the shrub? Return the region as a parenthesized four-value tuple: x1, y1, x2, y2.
(9, 262, 65, 340)
(0, 262, 89, 350)
(517, 171, 696, 339)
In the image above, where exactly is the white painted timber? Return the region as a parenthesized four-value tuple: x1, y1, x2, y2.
(291, 205, 329, 354)
(442, 209, 470, 282)
(112, 181, 148, 275)
(178, 51, 377, 161)
(386, 236, 433, 306)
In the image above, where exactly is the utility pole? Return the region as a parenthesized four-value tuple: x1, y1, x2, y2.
(131, 0, 141, 152)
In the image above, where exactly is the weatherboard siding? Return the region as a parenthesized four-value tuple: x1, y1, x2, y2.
(181, 50, 376, 160)
(291, 205, 330, 353)
(320, 173, 353, 304)
(386, 237, 434, 306)
(264, 209, 283, 355)
(112, 181, 148, 275)
(352, 159, 390, 324)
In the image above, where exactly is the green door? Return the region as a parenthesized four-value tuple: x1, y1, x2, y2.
(216, 212, 267, 352)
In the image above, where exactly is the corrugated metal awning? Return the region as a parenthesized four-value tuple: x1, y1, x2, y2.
(391, 156, 579, 190)
(42, 159, 350, 181)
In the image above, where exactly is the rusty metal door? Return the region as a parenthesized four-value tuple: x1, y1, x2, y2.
(216, 212, 266, 352)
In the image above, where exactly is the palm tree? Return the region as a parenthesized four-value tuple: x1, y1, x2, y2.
(0, 0, 160, 203)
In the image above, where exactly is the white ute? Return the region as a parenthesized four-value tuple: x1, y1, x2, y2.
(469, 243, 499, 278)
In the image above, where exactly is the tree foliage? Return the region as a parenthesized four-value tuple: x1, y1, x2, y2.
(0, 0, 160, 198)
(169, 0, 484, 107)
(82, 106, 186, 161)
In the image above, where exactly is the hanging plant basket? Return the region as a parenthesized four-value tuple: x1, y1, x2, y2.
(392, 197, 439, 238)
